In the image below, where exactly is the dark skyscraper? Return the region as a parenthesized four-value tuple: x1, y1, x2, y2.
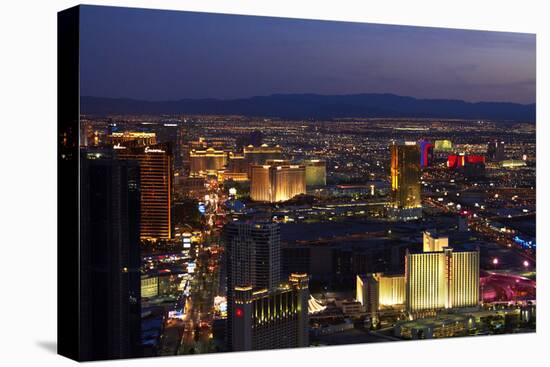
(487, 140, 505, 162)
(79, 154, 142, 360)
(224, 221, 283, 350)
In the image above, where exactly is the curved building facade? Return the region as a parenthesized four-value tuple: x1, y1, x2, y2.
(250, 164, 306, 202)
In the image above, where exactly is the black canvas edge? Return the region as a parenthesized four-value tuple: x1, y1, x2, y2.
(57, 5, 81, 361)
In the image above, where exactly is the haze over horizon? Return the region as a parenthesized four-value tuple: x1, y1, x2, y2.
(80, 5, 536, 104)
(80, 92, 536, 106)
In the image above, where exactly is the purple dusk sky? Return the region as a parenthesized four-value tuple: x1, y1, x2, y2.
(79, 5, 536, 104)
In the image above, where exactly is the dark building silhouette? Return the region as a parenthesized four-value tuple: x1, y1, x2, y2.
(487, 140, 505, 162)
(79, 153, 142, 360)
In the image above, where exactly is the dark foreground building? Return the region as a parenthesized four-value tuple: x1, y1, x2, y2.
(224, 221, 309, 351)
(79, 154, 142, 360)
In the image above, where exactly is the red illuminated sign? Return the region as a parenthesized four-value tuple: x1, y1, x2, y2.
(448, 154, 485, 169)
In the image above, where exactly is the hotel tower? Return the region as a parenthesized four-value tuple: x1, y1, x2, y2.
(224, 222, 309, 351)
(389, 141, 422, 220)
(405, 231, 479, 315)
(250, 162, 306, 202)
(115, 144, 173, 240)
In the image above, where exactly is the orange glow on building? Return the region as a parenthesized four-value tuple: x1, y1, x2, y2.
(116, 145, 172, 240)
(250, 163, 306, 202)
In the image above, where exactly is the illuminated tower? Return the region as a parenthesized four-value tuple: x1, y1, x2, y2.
(224, 221, 281, 350)
(250, 163, 306, 202)
(232, 274, 309, 351)
(389, 141, 422, 219)
(405, 245, 479, 315)
(116, 144, 172, 240)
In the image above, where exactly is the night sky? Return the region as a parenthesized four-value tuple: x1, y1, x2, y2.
(79, 5, 536, 104)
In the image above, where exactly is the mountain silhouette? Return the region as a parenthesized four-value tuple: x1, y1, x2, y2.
(80, 93, 535, 121)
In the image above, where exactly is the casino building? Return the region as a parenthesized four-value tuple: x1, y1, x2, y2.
(357, 231, 479, 318)
(232, 274, 309, 351)
(115, 144, 173, 240)
(224, 221, 309, 351)
(189, 147, 227, 177)
(406, 232, 479, 315)
(250, 162, 306, 202)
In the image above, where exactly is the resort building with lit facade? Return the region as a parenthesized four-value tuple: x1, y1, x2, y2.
(231, 274, 309, 351)
(115, 144, 173, 240)
(108, 131, 158, 146)
(224, 221, 309, 351)
(189, 147, 227, 177)
(250, 162, 306, 202)
(356, 273, 406, 315)
(357, 231, 479, 318)
(405, 232, 479, 315)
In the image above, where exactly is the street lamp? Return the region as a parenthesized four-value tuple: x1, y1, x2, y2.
(523, 260, 529, 268)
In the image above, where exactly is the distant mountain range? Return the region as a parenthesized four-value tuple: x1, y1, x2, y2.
(80, 93, 535, 121)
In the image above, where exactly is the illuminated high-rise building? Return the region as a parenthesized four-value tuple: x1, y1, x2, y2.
(232, 274, 309, 351)
(389, 141, 422, 219)
(224, 221, 281, 350)
(224, 222, 308, 351)
(250, 163, 306, 202)
(189, 147, 227, 177)
(115, 144, 172, 240)
(405, 246, 479, 314)
(303, 159, 327, 187)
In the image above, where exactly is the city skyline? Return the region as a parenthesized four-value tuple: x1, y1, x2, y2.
(59, 5, 536, 361)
